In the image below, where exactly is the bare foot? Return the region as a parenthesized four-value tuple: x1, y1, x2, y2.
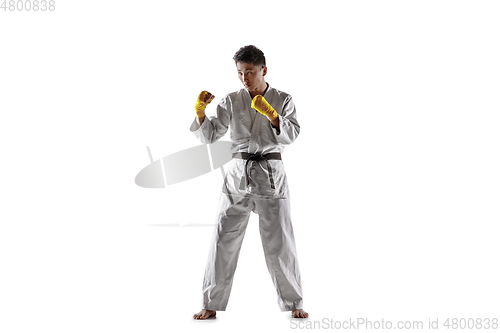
(292, 309, 309, 318)
(193, 309, 216, 320)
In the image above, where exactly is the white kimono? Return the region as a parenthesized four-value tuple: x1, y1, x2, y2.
(190, 83, 304, 312)
(189, 83, 300, 198)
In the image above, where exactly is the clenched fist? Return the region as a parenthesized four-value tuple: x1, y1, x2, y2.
(195, 91, 215, 118)
(251, 95, 278, 121)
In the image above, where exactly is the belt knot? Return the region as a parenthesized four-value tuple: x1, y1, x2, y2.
(232, 152, 282, 190)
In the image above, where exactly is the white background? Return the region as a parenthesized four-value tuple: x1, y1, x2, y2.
(1, 0, 499, 332)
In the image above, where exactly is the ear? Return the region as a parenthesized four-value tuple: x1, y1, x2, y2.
(262, 66, 267, 76)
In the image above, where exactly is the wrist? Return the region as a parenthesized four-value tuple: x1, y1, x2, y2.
(196, 108, 206, 118)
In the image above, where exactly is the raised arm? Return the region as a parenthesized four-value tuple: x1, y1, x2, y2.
(252, 94, 300, 145)
(190, 92, 231, 144)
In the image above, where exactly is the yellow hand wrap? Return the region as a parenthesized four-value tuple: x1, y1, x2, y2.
(195, 91, 214, 118)
(251, 95, 278, 121)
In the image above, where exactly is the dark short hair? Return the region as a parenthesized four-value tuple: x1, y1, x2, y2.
(233, 45, 266, 67)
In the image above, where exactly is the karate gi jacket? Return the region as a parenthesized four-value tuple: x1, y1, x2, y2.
(190, 83, 300, 199)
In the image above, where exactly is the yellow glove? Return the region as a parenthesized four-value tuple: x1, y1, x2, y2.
(195, 91, 214, 118)
(251, 95, 278, 121)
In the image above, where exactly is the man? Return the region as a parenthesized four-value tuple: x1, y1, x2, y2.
(191, 45, 308, 319)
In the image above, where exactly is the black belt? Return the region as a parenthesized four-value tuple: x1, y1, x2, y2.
(232, 152, 282, 189)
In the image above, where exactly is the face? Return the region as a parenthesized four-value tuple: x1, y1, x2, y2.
(236, 62, 267, 93)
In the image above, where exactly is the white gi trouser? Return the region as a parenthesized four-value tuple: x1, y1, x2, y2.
(190, 83, 304, 311)
(202, 193, 303, 311)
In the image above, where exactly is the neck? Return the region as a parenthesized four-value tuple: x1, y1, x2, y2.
(249, 82, 268, 98)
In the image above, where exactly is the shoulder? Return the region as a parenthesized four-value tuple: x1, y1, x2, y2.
(221, 89, 247, 103)
(268, 86, 293, 103)
(216, 89, 246, 109)
(227, 88, 247, 98)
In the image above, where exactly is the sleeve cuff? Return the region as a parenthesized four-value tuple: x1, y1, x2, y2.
(189, 116, 207, 132)
(271, 114, 282, 135)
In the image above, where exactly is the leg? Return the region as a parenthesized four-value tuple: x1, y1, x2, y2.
(255, 197, 305, 312)
(200, 194, 254, 311)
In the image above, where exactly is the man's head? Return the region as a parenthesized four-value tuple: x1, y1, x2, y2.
(233, 45, 266, 67)
(233, 45, 268, 95)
